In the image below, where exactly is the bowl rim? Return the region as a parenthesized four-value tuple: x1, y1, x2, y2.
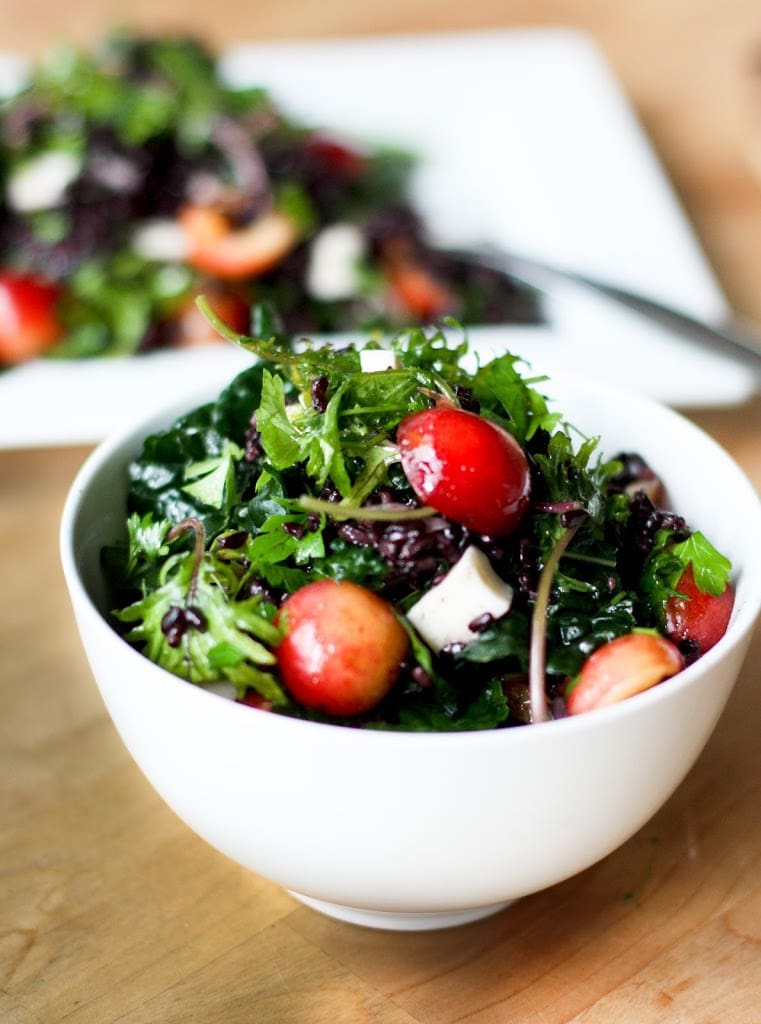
(60, 366, 761, 747)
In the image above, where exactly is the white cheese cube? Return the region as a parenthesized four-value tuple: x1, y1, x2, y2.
(7, 150, 81, 212)
(131, 219, 189, 262)
(305, 223, 365, 301)
(359, 348, 402, 373)
(406, 545, 513, 652)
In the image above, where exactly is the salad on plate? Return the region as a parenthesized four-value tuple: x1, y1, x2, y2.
(103, 311, 736, 730)
(0, 32, 539, 367)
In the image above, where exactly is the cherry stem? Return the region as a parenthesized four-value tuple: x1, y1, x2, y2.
(529, 523, 580, 724)
(298, 495, 436, 522)
(418, 385, 458, 409)
(167, 517, 206, 603)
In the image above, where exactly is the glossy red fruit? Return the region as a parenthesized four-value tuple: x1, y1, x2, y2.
(397, 406, 531, 536)
(386, 260, 454, 320)
(180, 205, 299, 280)
(664, 565, 735, 655)
(567, 632, 684, 716)
(275, 580, 409, 717)
(0, 272, 62, 365)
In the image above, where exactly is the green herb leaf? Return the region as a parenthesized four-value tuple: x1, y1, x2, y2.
(472, 353, 559, 442)
(641, 527, 733, 622)
(182, 441, 243, 512)
(256, 370, 305, 470)
(113, 545, 287, 703)
(671, 531, 732, 597)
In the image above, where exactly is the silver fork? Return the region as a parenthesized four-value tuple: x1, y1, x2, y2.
(454, 246, 761, 386)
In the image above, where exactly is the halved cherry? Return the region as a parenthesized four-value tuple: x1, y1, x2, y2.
(386, 260, 454, 321)
(180, 205, 300, 280)
(397, 406, 531, 536)
(664, 565, 735, 656)
(275, 580, 409, 717)
(566, 632, 683, 715)
(0, 272, 62, 365)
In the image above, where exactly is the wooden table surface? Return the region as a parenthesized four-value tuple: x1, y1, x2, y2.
(2, 4, 761, 1022)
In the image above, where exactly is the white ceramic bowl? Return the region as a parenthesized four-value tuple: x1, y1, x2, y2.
(60, 370, 761, 931)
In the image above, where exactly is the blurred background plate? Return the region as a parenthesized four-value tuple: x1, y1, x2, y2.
(0, 26, 754, 450)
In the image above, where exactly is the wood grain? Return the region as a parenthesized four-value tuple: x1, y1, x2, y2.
(2, 4, 761, 1022)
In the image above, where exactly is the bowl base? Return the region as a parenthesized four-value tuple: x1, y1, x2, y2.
(289, 892, 514, 931)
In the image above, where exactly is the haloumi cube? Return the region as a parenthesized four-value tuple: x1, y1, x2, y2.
(406, 545, 513, 652)
(8, 150, 81, 212)
(359, 348, 402, 373)
(306, 223, 365, 301)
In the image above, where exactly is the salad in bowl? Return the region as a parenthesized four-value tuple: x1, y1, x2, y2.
(102, 313, 737, 728)
(60, 316, 761, 928)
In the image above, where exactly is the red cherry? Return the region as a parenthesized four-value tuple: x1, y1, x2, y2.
(180, 205, 299, 280)
(664, 565, 735, 655)
(566, 632, 683, 715)
(386, 260, 454, 320)
(396, 406, 531, 536)
(303, 136, 366, 179)
(0, 272, 62, 365)
(275, 580, 409, 717)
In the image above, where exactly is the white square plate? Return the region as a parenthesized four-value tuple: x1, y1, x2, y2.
(0, 28, 754, 449)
